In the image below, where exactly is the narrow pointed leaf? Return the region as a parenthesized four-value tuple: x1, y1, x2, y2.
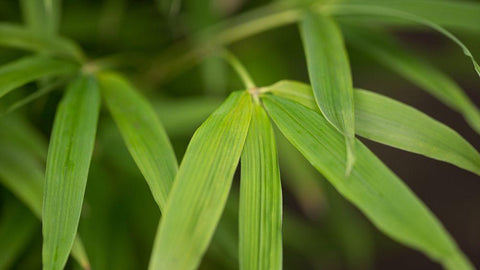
(239, 104, 282, 270)
(149, 91, 252, 270)
(0, 200, 37, 270)
(299, 12, 355, 173)
(20, 0, 61, 36)
(262, 95, 473, 270)
(99, 72, 178, 211)
(0, 117, 90, 269)
(343, 26, 480, 134)
(266, 81, 480, 176)
(0, 23, 84, 61)
(43, 75, 100, 270)
(329, 4, 480, 77)
(0, 55, 78, 98)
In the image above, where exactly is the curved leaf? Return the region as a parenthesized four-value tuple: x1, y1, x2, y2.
(99, 72, 178, 211)
(43, 75, 100, 270)
(262, 94, 473, 270)
(240, 104, 282, 270)
(299, 12, 356, 173)
(149, 91, 252, 270)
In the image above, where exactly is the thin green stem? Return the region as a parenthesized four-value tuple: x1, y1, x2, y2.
(220, 50, 256, 89)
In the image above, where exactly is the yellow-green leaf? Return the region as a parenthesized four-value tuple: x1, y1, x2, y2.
(239, 104, 282, 270)
(43, 75, 100, 270)
(149, 91, 252, 270)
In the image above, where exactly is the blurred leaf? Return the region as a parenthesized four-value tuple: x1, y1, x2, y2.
(20, 0, 61, 36)
(43, 75, 100, 270)
(266, 81, 480, 176)
(0, 23, 83, 61)
(0, 55, 78, 99)
(0, 115, 90, 270)
(328, 3, 480, 77)
(149, 91, 252, 270)
(99, 72, 178, 211)
(342, 0, 480, 32)
(239, 104, 282, 270)
(299, 12, 355, 174)
(262, 94, 473, 270)
(0, 199, 38, 270)
(343, 26, 480, 134)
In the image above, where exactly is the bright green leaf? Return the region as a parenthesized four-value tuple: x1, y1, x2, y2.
(98, 71, 178, 211)
(149, 91, 252, 270)
(239, 104, 282, 270)
(262, 94, 473, 270)
(342, 26, 480, 134)
(299, 12, 356, 173)
(43, 75, 100, 270)
(266, 80, 480, 176)
(0, 55, 78, 99)
(20, 0, 61, 36)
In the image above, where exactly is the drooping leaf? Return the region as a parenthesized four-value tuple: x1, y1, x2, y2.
(0, 116, 90, 270)
(239, 104, 282, 270)
(0, 23, 83, 61)
(149, 91, 252, 270)
(266, 81, 480, 176)
(43, 75, 100, 270)
(0, 199, 38, 270)
(341, 0, 480, 32)
(299, 12, 355, 173)
(342, 26, 480, 134)
(328, 3, 480, 77)
(99, 72, 178, 211)
(262, 94, 473, 270)
(0, 55, 78, 99)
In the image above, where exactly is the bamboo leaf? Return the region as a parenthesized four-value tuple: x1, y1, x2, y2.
(0, 55, 78, 99)
(149, 91, 252, 270)
(342, 26, 480, 134)
(98, 72, 178, 211)
(0, 117, 90, 270)
(262, 94, 473, 270)
(328, 3, 480, 77)
(43, 75, 100, 270)
(342, 0, 480, 32)
(239, 104, 282, 270)
(0, 23, 84, 61)
(299, 12, 356, 173)
(265, 81, 480, 176)
(0, 199, 38, 270)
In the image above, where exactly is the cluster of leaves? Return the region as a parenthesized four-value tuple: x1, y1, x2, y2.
(0, 0, 479, 270)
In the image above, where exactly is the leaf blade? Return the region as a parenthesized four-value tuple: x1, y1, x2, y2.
(239, 104, 282, 270)
(299, 12, 355, 173)
(98, 72, 178, 211)
(0, 55, 78, 99)
(149, 91, 252, 270)
(262, 94, 473, 270)
(43, 75, 100, 270)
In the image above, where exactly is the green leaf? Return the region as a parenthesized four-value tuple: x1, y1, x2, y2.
(239, 104, 282, 270)
(0, 116, 90, 270)
(342, 0, 480, 32)
(262, 94, 473, 270)
(0, 199, 38, 270)
(299, 12, 356, 173)
(328, 3, 480, 77)
(266, 80, 480, 176)
(43, 75, 100, 270)
(20, 0, 61, 36)
(342, 26, 480, 134)
(0, 23, 84, 61)
(98, 71, 178, 211)
(0, 55, 78, 99)
(149, 91, 252, 270)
